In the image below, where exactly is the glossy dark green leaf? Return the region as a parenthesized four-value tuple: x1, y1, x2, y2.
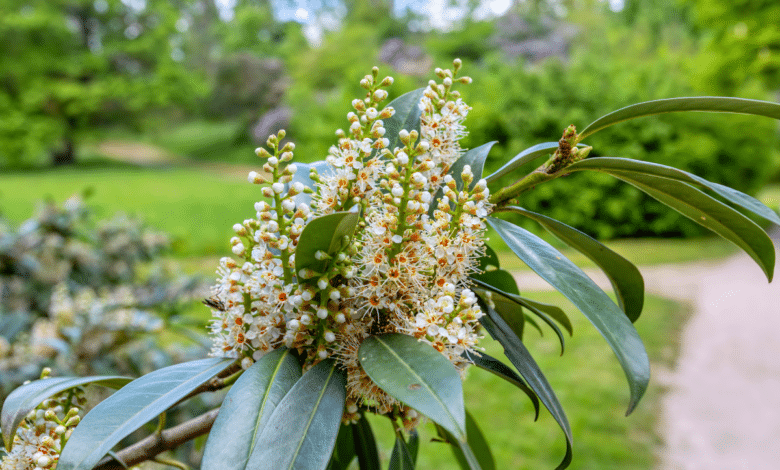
(471, 268, 519, 295)
(567, 157, 780, 226)
(56, 358, 234, 470)
(463, 350, 539, 420)
(201, 349, 301, 470)
(352, 415, 380, 470)
(450, 141, 497, 190)
(516, 297, 573, 336)
(479, 308, 573, 470)
(577, 170, 776, 281)
(327, 424, 356, 470)
(388, 432, 416, 470)
(488, 217, 650, 414)
(289, 161, 334, 206)
(470, 278, 573, 338)
(246, 359, 346, 470)
(491, 294, 525, 341)
(358, 334, 466, 440)
(476, 245, 501, 271)
(579, 96, 780, 140)
(484, 142, 560, 183)
(449, 412, 496, 470)
(2, 376, 132, 451)
(506, 206, 645, 322)
(383, 88, 426, 153)
(295, 211, 360, 275)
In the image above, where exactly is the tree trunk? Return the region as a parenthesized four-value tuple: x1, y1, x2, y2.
(51, 137, 76, 166)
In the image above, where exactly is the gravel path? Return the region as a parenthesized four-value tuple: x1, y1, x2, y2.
(512, 236, 780, 469)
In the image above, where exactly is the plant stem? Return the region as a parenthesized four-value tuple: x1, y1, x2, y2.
(92, 408, 220, 470)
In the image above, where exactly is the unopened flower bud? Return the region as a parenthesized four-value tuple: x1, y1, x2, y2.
(241, 357, 254, 370)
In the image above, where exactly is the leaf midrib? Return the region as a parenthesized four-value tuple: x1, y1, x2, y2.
(374, 337, 464, 440)
(286, 363, 337, 470)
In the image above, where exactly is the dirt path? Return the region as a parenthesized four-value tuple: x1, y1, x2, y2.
(96, 140, 262, 179)
(513, 235, 780, 469)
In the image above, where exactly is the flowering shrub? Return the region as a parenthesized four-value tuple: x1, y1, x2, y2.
(2, 60, 780, 470)
(0, 199, 204, 400)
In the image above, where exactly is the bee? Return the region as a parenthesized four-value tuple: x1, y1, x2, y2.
(202, 296, 226, 312)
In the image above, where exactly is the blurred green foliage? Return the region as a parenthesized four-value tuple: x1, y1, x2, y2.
(1, 0, 778, 237)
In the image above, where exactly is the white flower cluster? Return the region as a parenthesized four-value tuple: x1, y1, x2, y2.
(0, 375, 83, 470)
(207, 61, 491, 425)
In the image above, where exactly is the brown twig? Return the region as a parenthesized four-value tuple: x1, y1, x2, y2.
(92, 408, 220, 470)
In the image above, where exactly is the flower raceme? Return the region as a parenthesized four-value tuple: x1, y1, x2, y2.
(206, 61, 492, 423)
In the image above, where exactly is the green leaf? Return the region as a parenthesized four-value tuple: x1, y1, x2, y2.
(383, 88, 426, 153)
(516, 297, 573, 336)
(327, 424, 356, 470)
(450, 141, 497, 190)
(289, 161, 333, 206)
(246, 359, 346, 470)
(579, 96, 780, 140)
(201, 349, 301, 470)
(484, 142, 560, 183)
(2, 376, 132, 451)
(478, 306, 573, 470)
(574, 169, 776, 281)
(476, 245, 501, 271)
(471, 268, 519, 295)
(295, 211, 360, 275)
(388, 432, 416, 470)
(352, 415, 380, 470)
(488, 217, 650, 414)
(464, 350, 539, 420)
(470, 277, 573, 339)
(449, 412, 496, 470)
(56, 358, 234, 470)
(505, 206, 645, 322)
(491, 294, 525, 341)
(358, 334, 466, 440)
(567, 157, 780, 226)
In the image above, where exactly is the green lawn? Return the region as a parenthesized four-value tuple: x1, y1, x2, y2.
(362, 292, 686, 469)
(0, 162, 263, 256)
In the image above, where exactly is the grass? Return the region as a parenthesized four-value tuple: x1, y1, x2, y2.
(0, 162, 263, 256)
(360, 292, 688, 469)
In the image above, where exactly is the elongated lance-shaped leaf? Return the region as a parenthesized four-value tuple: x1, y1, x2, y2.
(491, 294, 525, 341)
(201, 349, 301, 470)
(326, 424, 355, 470)
(584, 170, 776, 281)
(2, 376, 132, 451)
(505, 206, 645, 322)
(484, 142, 559, 183)
(352, 414, 380, 470)
(388, 431, 417, 470)
(56, 358, 234, 470)
(470, 277, 573, 336)
(358, 334, 466, 440)
(295, 211, 360, 275)
(383, 88, 426, 154)
(463, 350, 540, 420)
(567, 157, 780, 226)
(487, 217, 650, 414)
(246, 359, 346, 470)
(448, 412, 496, 470)
(478, 307, 573, 470)
(470, 268, 520, 295)
(450, 141, 498, 190)
(579, 96, 780, 140)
